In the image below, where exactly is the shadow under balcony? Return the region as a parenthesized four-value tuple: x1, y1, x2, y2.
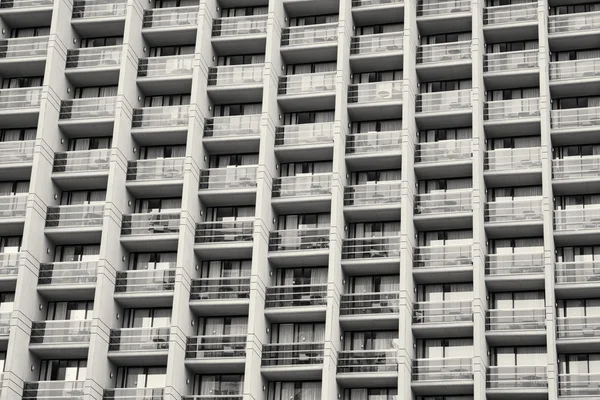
(550, 106, 600, 145)
(44, 203, 105, 244)
(211, 15, 267, 54)
(268, 228, 329, 267)
(416, 41, 472, 82)
(483, 2, 538, 43)
(51, 149, 110, 190)
(114, 269, 175, 307)
(274, 122, 334, 162)
(131, 105, 190, 145)
(343, 182, 402, 222)
(194, 220, 254, 260)
(261, 342, 324, 380)
(0, 36, 48, 76)
(142, 6, 199, 45)
(207, 64, 264, 104)
(37, 261, 98, 300)
(553, 155, 600, 195)
(58, 96, 116, 136)
(483, 98, 541, 137)
(415, 89, 472, 130)
(108, 327, 170, 365)
(0, 87, 42, 128)
(280, 23, 338, 64)
(352, 0, 404, 26)
(0, 193, 26, 234)
(71, 0, 127, 37)
(337, 348, 399, 388)
(484, 147, 542, 187)
(411, 357, 474, 395)
(484, 198, 543, 238)
(347, 80, 403, 121)
(485, 252, 545, 291)
(487, 366, 548, 399)
(412, 300, 473, 338)
(198, 166, 257, 206)
(556, 315, 600, 353)
(345, 130, 402, 171)
(120, 212, 180, 252)
(29, 320, 91, 358)
(413, 244, 473, 283)
(271, 173, 332, 214)
(126, 158, 185, 197)
(22, 381, 86, 400)
(185, 334, 247, 374)
(264, 284, 327, 322)
(416, 0, 471, 35)
(137, 54, 193, 95)
(413, 190, 472, 230)
(341, 236, 400, 275)
(485, 308, 546, 345)
(350, 32, 403, 73)
(555, 260, 600, 298)
(189, 276, 250, 316)
(65, 45, 122, 86)
(339, 291, 399, 331)
(483, 49, 539, 90)
(550, 58, 600, 98)
(0, 0, 53, 27)
(203, 114, 261, 154)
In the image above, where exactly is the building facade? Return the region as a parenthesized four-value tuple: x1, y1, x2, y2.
(0, 0, 597, 398)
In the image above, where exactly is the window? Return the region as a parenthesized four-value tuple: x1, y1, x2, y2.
(0, 181, 29, 196)
(54, 244, 100, 262)
(280, 161, 332, 177)
(217, 54, 265, 65)
(59, 190, 106, 205)
(46, 301, 93, 320)
(350, 170, 402, 185)
(196, 317, 247, 336)
(352, 70, 403, 84)
(348, 222, 400, 238)
(274, 267, 327, 286)
(220, 6, 268, 17)
(487, 87, 540, 101)
(0, 128, 36, 142)
(134, 198, 181, 213)
(1, 77, 43, 88)
(343, 331, 398, 351)
(492, 346, 547, 366)
(284, 110, 334, 125)
(200, 260, 251, 279)
(555, 195, 600, 210)
(351, 119, 402, 133)
(356, 23, 403, 35)
(418, 178, 472, 193)
(348, 275, 399, 294)
(139, 145, 186, 160)
(122, 308, 171, 328)
(491, 291, 545, 309)
(489, 238, 544, 255)
(268, 381, 321, 400)
(115, 367, 166, 389)
(39, 360, 87, 381)
(419, 128, 472, 143)
(208, 154, 259, 167)
(417, 338, 473, 358)
(67, 137, 111, 151)
(419, 230, 473, 246)
(80, 36, 123, 47)
(286, 62, 336, 75)
(213, 103, 262, 116)
(417, 283, 473, 302)
(74, 85, 117, 98)
(155, 0, 198, 8)
(270, 323, 325, 343)
(0, 236, 21, 253)
(10, 27, 50, 38)
(129, 252, 177, 270)
(144, 94, 190, 107)
(289, 14, 338, 26)
(204, 206, 255, 222)
(554, 97, 600, 109)
(487, 186, 542, 201)
(276, 213, 330, 230)
(344, 388, 399, 400)
(421, 32, 471, 44)
(193, 374, 244, 396)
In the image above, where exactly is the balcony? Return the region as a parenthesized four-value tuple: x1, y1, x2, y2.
(557, 315, 600, 352)
(108, 327, 170, 364)
(278, 72, 336, 111)
(198, 166, 257, 205)
(194, 221, 254, 260)
(203, 115, 261, 153)
(414, 190, 472, 230)
(45, 203, 104, 243)
(0, 194, 26, 231)
(265, 284, 327, 321)
(137, 55, 194, 94)
(412, 357, 473, 395)
(483, 50, 539, 89)
(484, 199, 543, 237)
(351, 0, 404, 26)
(413, 245, 473, 283)
(142, 6, 199, 45)
(486, 309, 545, 345)
(553, 156, 600, 195)
(0, 36, 48, 76)
(348, 80, 403, 120)
(344, 182, 401, 221)
(29, 320, 91, 358)
(415, 90, 472, 129)
(0, 140, 34, 179)
(261, 342, 324, 379)
(120, 212, 180, 251)
(345, 130, 402, 170)
(189, 276, 250, 315)
(58, 97, 116, 136)
(559, 373, 600, 398)
(340, 291, 399, 330)
(551, 59, 600, 101)
(114, 269, 175, 307)
(272, 173, 332, 213)
(485, 253, 545, 291)
(0, 0, 53, 27)
(38, 261, 97, 298)
(212, 15, 267, 54)
(555, 260, 600, 298)
(0, 252, 19, 287)
(416, 41, 471, 81)
(483, 2, 537, 42)
(274, 122, 334, 161)
(0, 87, 42, 128)
(268, 228, 329, 267)
(551, 107, 600, 144)
(104, 388, 165, 400)
(548, 11, 600, 51)
(185, 334, 246, 373)
(484, 147, 541, 186)
(416, 0, 471, 35)
(484, 98, 540, 136)
(487, 366, 547, 397)
(0, 311, 9, 337)
(22, 381, 85, 400)
(337, 348, 398, 387)
(350, 32, 403, 72)
(65, 45, 121, 86)
(126, 158, 185, 197)
(131, 105, 189, 145)
(52, 149, 110, 189)
(281, 23, 338, 64)
(554, 208, 600, 245)
(413, 300, 473, 337)
(207, 64, 264, 103)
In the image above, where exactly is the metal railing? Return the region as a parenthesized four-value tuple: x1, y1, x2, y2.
(66, 45, 121, 69)
(189, 276, 250, 300)
(282, 23, 338, 46)
(30, 320, 91, 345)
(45, 204, 104, 228)
(485, 199, 543, 223)
(199, 166, 258, 190)
(338, 349, 398, 373)
(104, 388, 165, 400)
(484, 49, 538, 73)
(484, 2, 537, 25)
(195, 220, 254, 243)
(340, 292, 399, 315)
(342, 236, 400, 259)
(279, 72, 335, 95)
(0, 311, 9, 335)
(126, 158, 185, 181)
(557, 315, 600, 339)
(0, 36, 48, 59)
(0, 140, 34, 164)
(549, 11, 600, 34)
(352, 0, 403, 7)
(416, 89, 471, 113)
(182, 396, 242, 400)
(417, 41, 471, 64)
(417, 0, 470, 16)
(22, 381, 86, 400)
(38, 261, 98, 286)
(554, 208, 600, 231)
(485, 98, 540, 121)
(485, 252, 544, 276)
(138, 55, 193, 77)
(0, 252, 19, 277)
(262, 342, 324, 366)
(109, 327, 170, 352)
(553, 156, 600, 180)
(344, 182, 402, 206)
(208, 64, 264, 86)
(0, 87, 42, 110)
(132, 105, 189, 129)
(551, 106, 600, 130)
(556, 261, 600, 284)
(72, 0, 126, 19)
(143, 6, 199, 28)
(348, 80, 402, 104)
(213, 15, 267, 37)
(265, 284, 327, 308)
(275, 123, 334, 147)
(0, 194, 26, 218)
(412, 357, 473, 381)
(186, 334, 247, 358)
(121, 212, 180, 236)
(53, 149, 110, 173)
(415, 190, 472, 215)
(204, 115, 261, 138)
(414, 244, 472, 269)
(488, 366, 547, 389)
(59, 96, 116, 120)
(486, 309, 545, 331)
(269, 228, 329, 251)
(484, 147, 541, 171)
(115, 269, 176, 293)
(351, 32, 403, 55)
(559, 373, 600, 397)
(272, 173, 332, 198)
(413, 300, 473, 324)
(0, 0, 52, 8)
(346, 130, 401, 154)
(550, 58, 600, 81)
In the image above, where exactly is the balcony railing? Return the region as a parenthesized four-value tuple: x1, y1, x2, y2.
(115, 269, 175, 293)
(486, 309, 545, 331)
(0, 252, 19, 277)
(195, 220, 254, 244)
(275, 123, 334, 147)
(121, 212, 180, 236)
(282, 23, 338, 47)
(208, 64, 263, 86)
(272, 173, 332, 198)
(485, 147, 541, 171)
(72, 0, 126, 19)
(132, 105, 189, 129)
(484, 2, 537, 25)
(265, 284, 327, 307)
(199, 166, 258, 190)
(269, 228, 329, 251)
(340, 292, 399, 315)
(488, 366, 547, 389)
(550, 58, 600, 81)
(262, 342, 324, 366)
(342, 236, 400, 260)
(213, 15, 267, 37)
(0, 194, 26, 219)
(278, 72, 335, 95)
(551, 107, 600, 130)
(38, 261, 98, 286)
(484, 49, 538, 73)
(22, 381, 85, 400)
(412, 357, 473, 381)
(415, 190, 472, 215)
(548, 11, 600, 35)
(344, 182, 402, 206)
(351, 32, 403, 55)
(414, 244, 473, 269)
(557, 315, 600, 339)
(416, 140, 471, 164)
(417, 41, 471, 64)
(126, 158, 185, 181)
(346, 130, 401, 154)
(30, 320, 91, 345)
(189, 276, 250, 300)
(485, 98, 541, 121)
(186, 334, 246, 358)
(53, 149, 110, 174)
(352, 0, 403, 7)
(555, 208, 600, 231)
(553, 156, 600, 180)
(59, 97, 116, 120)
(0, 87, 42, 110)
(556, 261, 600, 284)
(348, 80, 402, 104)
(66, 45, 121, 69)
(559, 373, 600, 397)
(0, 140, 34, 164)
(338, 349, 398, 373)
(485, 199, 543, 223)
(104, 388, 165, 400)
(143, 6, 198, 28)
(138, 55, 193, 77)
(413, 300, 472, 324)
(0, 311, 9, 335)
(0, 0, 52, 9)
(416, 89, 471, 113)
(109, 327, 170, 352)
(204, 115, 261, 139)
(45, 204, 104, 228)
(485, 253, 544, 276)
(0, 36, 48, 59)
(417, 0, 470, 16)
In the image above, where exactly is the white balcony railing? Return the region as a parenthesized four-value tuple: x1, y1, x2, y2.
(556, 260, 600, 284)
(0, 140, 34, 164)
(275, 123, 334, 147)
(72, 0, 126, 19)
(0, 252, 19, 277)
(346, 130, 401, 154)
(30, 320, 91, 345)
(282, 23, 338, 47)
(59, 97, 116, 120)
(199, 166, 258, 190)
(485, 147, 541, 171)
(66, 45, 121, 69)
(138, 55, 193, 77)
(340, 291, 399, 315)
(279, 72, 335, 95)
(551, 107, 600, 130)
(272, 173, 332, 198)
(553, 156, 600, 180)
(132, 105, 189, 129)
(549, 11, 600, 35)
(0, 36, 48, 59)
(550, 58, 600, 81)
(559, 373, 600, 397)
(484, 49, 539, 73)
(53, 149, 110, 174)
(416, 89, 471, 113)
(415, 139, 472, 164)
(413, 300, 473, 324)
(351, 32, 403, 55)
(485, 199, 543, 223)
(213, 15, 267, 37)
(143, 6, 198, 28)
(415, 190, 472, 215)
(348, 80, 403, 104)
(485, 252, 545, 276)
(488, 366, 547, 389)
(352, 0, 403, 7)
(0, 194, 27, 219)
(204, 114, 261, 138)
(417, 0, 470, 17)
(554, 208, 600, 232)
(412, 357, 473, 381)
(557, 315, 600, 339)
(0, 87, 42, 110)
(45, 204, 105, 228)
(38, 261, 98, 286)
(0, 0, 52, 9)
(486, 308, 545, 331)
(417, 41, 471, 64)
(342, 236, 401, 260)
(109, 327, 170, 352)
(344, 182, 402, 206)
(485, 98, 540, 121)
(127, 158, 185, 181)
(120, 212, 180, 236)
(484, 2, 537, 25)
(414, 244, 473, 269)
(208, 64, 264, 86)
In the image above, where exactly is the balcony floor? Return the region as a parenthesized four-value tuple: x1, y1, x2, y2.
(551, 125, 600, 146)
(29, 343, 89, 359)
(107, 350, 169, 366)
(343, 204, 401, 223)
(556, 337, 600, 354)
(207, 84, 263, 104)
(126, 180, 185, 198)
(342, 257, 400, 276)
(555, 282, 600, 299)
(337, 371, 398, 388)
(65, 67, 120, 87)
(412, 322, 473, 339)
(51, 171, 109, 191)
(0, 6, 53, 26)
(113, 291, 174, 308)
(484, 169, 542, 188)
(71, 17, 126, 37)
(0, 108, 40, 129)
(203, 135, 261, 154)
(0, 56, 46, 78)
(413, 266, 474, 284)
(131, 126, 188, 146)
(411, 380, 473, 396)
(484, 117, 541, 138)
(485, 330, 546, 346)
(142, 26, 198, 46)
(137, 75, 193, 96)
(486, 388, 548, 400)
(271, 196, 331, 214)
(268, 249, 329, 267)
(414, 160, 473, 180)
(345, 150, 402, 171)
(417, 13, 471, 36)
(483, 69, 540, 91)
(549, 29, 600, 52)
(484, 220, 543, 239)
(348, 101, 402, 122)
(414, 212, 473, 231)
(350, 51, 403, 74)
(184, 357, 246, 374)
(550, 76, 600, 98)
(194, 242, 254, 260)
(352, 3, 404, 26)
(58, 118, 115, 137)
(211, 35, 267, 55)
(260, 364, 323, 381)
(485, 274, 545, 292)
(44, 226, 103, 245)
(416, 60, 472, 82)
(339, 314, 399, 331)
(37, 284, 96, 301)
(280, 43, 338, 64)
(198, 189, 257, 207)
(274, 143, 334, 163)
(483, 22, 538, 43)
(120, 233, 180, 252)
(415, 109, 472, 130)
(553, 177, 600, 196)
(278, 92, 336, 113)
(264, 305, 327, 323)
(189, 299, 250, 316)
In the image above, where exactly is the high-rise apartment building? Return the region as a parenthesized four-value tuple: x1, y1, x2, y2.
(0, 0, 597, 398)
